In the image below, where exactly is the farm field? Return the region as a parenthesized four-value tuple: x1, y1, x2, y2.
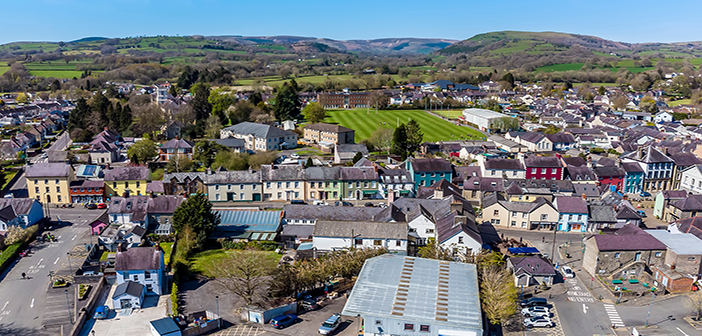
(668, 99, 692, 107)
(0, 66, 8, 75)
(236, 74, 409, 86)
(323, 109, 484, 143)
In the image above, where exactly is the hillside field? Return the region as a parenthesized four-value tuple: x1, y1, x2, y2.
(323, 109, 484, 143)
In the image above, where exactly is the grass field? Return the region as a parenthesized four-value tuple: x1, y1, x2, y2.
(160, 242, 173, 265)
(668, 99, 692, 107)
(0, 66, 8, 75)
(190, 249, 280, 274)
(573, 82, 621, 87)
(323, 109, 484, 143)
(236, 74, 410, 87)
(28, 70, 86, 78)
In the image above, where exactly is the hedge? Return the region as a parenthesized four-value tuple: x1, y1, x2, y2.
(0, 243, 22, 274)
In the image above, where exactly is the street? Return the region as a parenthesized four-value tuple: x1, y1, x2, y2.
(0, 207, 102, 336)
(496, 227, 699, 336)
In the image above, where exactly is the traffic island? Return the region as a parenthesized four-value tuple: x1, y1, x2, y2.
(684, 316, 702, 330)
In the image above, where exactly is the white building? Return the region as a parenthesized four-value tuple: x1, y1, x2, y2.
(115, 247, 166, 295)
(461, 108, 511, 132)
(654, 111, 674, 124)
(220, 122, 297, 152)
(312, 221, 408, 254)
(680, 164, 702, 194)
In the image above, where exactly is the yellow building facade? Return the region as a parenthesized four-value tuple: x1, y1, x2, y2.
(26, 163, 74, 204)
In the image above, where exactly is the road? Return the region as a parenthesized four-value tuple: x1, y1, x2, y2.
(0, 207, 101, 336)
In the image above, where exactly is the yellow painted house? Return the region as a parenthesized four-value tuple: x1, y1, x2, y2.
(26, 163, 74, 204)
(104, 166, 149, 198)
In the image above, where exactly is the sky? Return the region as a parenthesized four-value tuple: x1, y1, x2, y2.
(2, 0, 702, 45)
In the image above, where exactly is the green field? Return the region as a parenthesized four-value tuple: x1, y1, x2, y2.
(190, 249, 280, 274)
(237, 74, 409, 87)
(28, 70, 87, 78)
(0, 66, 8, 75)
(323, 109, 484, 142)
(668, 99, 692, 107)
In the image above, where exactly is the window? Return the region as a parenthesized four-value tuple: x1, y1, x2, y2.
(57, 195, 62, 202)
(125, 181, 129, 188)
(404, 324, 414, 331)
(44, 179, 48, 184)
(375, 320, 382, 326)
(55, 179, 59, 184)
(215, 194, 220, 201)
(522, 221, 527, 227)
(688, 257, 696, 261)
(491, 170, 496, 176)
(333, 182, 338, 188)
(655, 252, 662, 257)
(348, 182, 353, 188)
(511, 221, 516, 226)
(215, 185, 220, 191)
(136, 181, 140, 188)
(266, 182, 271, 188)
(46, 187, 50, 193)
(277, 182, 282, 188)
(541, 168, 546, 174)
(374, 240, 382, 246)
(277, 192, 282, 199)
(531, 168, 536, 174)
(295, 181, 299, 188)
(513, 171, 518, 176)
(458, 237, 464, 244)
(614, 253, 621, 258)
(512, 211, 517, 217)
(495, 219, 500, 225)
(354, 239, 363, 246)
(540, 214, 548, 220)
(35, 187, 39, 193)
(425, 228, 434, 234)
(396, 240, 402, 247)
(493, 210, 499, 216)
(56, 186, 60, 193)
(113, 182, 117, 188)
(144, 271, 151, 279)
(286, 182, 291, 188)
(522, 212, 527, 218)
(552, 168, 557, 174)
(132, 274, 139, 281)
(635, 252, 642, 261)
(420, 325, 430, 332)
(240, 193, 245, 199)
(356, 182, 361, 188)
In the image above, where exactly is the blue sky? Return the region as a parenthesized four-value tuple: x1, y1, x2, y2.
(2, 0, 701, 45)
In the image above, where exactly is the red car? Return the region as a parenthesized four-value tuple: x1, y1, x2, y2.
(97, 203, 107, 209)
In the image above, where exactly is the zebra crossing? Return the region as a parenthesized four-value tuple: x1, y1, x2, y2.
(603, 304, 624, 328)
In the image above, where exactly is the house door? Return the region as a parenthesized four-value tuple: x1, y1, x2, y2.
(227, 193, 234, 201)
(252, 193, 261, 201)
(46, 195, 51, 203)
(571, 223, 581, 231)
(120, 299, 132, 309)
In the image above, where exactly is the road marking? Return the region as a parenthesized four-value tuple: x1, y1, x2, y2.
(30, 298, 34, 308)
(36, 258, 44, 266)
(54, 257, 60, 265)
(603, 304, 624, 328)
(582, 303, 588, 314)
(57, 236, 61, 240)
(71, 235, 77, 241)
(677, 327, 689, 336)
(2, 302, 8, 310)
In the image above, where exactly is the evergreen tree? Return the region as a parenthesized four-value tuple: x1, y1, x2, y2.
(120, 105, 133, 133)
(249, 92, 263, 106)
(405, 119, 423, 157)
(305, 157, 313, 167)
(352, 152, 363, 164)
(391, 124, 408, 160)
(273, 79, 301, 121)
(68, 98, 90, 131)
(189, 83, 212, 121)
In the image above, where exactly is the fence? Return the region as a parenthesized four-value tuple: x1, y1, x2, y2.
(68, 276, 107, 336)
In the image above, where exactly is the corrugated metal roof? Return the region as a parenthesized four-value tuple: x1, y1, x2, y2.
(342, 254, 482, 332)
(213, 210, 282, 239)
(645, 230, 702, 255)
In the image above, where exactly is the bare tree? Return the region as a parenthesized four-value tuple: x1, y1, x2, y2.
(480, 264, 517, 326)
(204, 115, 222, 139)
(612, 94, 630, 111)
(200, 250, 273, 307)
(689, 291, 702, 321)
(368, 128, 393, 154)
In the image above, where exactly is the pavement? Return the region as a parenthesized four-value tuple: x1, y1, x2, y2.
(0, 207, 103, 336)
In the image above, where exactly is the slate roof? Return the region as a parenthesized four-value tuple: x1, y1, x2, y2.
(203, 170, 261, 184)
(670, 153, 701, 167)
(566, 165, 595, 180)
(149, 317, 181, 336)
(589, 205, 617, 223)
(260, 165, 304, 181)
(104, 167, 149, 181)
(645, 230, 702, 255)
(336, 144, 369, 157)
(314, 221, 407, 240)
(161, 138, 194, 149)
(504, 179, 575, 193)
(222, 122, 295, 139)
(0, 205, 17, 223)
(214, 138, 245, 148)
(573, 184, 600, 198)
(115, 247, 163, 271)
(673, 216, 702, 240)
(545, 133, 576, 144)
(621, 162, 644, 173)
(616, 206, 641, 219)
(463, 177, 504, 192)
(283, 205, 389, 222)
(306, 123, 354, 133)
(147, 195, 184, 213)
(435, 211, 481, 245)
(0, 198, 38, 216)
(112, 281, 145, 299)
(510, 256, 557, 277)
(622, 146, 673, 163)
(555, 196, 588, 214)
(672, 195, 702, 211)
(26, 163, 71, 178)
(593, 166, 626, 178)
(392, 198, 453, 222)
(484, 158, 524, 171)
(108, 196, 150, 221)
(593, 233, 666, 251)
(563, 157, 587, 167)
(340, 166, 378, 181)
(660, 190, 688, 199)
(524, 156, 562, 168)
(410, 158, 453, 172)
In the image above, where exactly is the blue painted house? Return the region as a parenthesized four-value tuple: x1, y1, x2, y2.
(406, 158, 453, 189)
(621, 162, 644, 194)
(0, 198, 44, 232)
(554, 196, 588, 232)
(115, 246, 166, 295)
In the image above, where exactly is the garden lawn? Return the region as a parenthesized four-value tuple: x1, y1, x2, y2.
(2, 171, 16, 189)
(324, 109, 484, 143)
(160, 242, 173, 265)
(668, 99, 691, 107)
(189, 249, 280, 274)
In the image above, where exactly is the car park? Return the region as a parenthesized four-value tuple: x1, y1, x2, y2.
(301, 299, 320, 311)
(561, 266, 574, 278)
(269, 314, 298, 329)
(318, 313, 341, 334)
(521, 306, 550, 318)
(523, 316, 554, 328)
(94, 305, 109, 320)
(520, 297, 548, 307)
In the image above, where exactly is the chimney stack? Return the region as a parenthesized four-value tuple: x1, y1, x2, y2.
(581, 193, 587, 200)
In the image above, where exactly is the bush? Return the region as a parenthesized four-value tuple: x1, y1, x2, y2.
(220, 240, 279, 251)
(0, 243, 22, 273)
(170, 283, 179, 316)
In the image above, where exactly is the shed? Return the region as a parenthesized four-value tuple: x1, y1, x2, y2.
(211, 210, 283, 241)
(112, 281, 146, 309)
(150, 317, 182, 336)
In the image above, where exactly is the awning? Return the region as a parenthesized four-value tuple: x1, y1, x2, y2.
(362, 190, 377, 195)
(508, 247, 540, 254)
(399, 190, 411, 194)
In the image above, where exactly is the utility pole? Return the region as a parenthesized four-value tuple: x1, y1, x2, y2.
(216, 295, 220, 329)
(550, 225, 557, 264)
(65, 289, 73, 324)
(645, 292, 656, 327)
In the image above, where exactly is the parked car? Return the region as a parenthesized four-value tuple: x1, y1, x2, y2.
(97, 203, 107, 209)
(290, 200, 307, 205)
(335, 201, 353, 207)
(301, 299, 320, 311)
(561, 266, 574, 278)
(94, 305, 109, 320)
(520, 297, 548, 308)
(364, 202, 374, 207)
(313, 200, 328, 206)
(640, 192, 651, 197)
(523, 316, 554, 328)
(636, 210, 647, 218)
(85, 203, 97, 210)
(318, 313, 341, 335)
(270, 314, 298, 329)
(291, 153, 301, 159)
(521, 306, 550, 318)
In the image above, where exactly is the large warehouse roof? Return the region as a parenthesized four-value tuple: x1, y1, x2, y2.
(462, 108, 509, 119)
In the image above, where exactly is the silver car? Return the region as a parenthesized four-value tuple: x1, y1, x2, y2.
(521, 306, 550, 318)
(523, 316, 554, 328)
(318, 313, 341, 335)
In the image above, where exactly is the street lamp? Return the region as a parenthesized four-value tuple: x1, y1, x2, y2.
(215, 295, 220, 330)
(64, 289, 73, 324)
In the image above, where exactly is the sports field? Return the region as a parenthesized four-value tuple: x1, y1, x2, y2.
(323, 109, 484, 143)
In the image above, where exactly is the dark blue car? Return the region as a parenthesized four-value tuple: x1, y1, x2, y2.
(269, 314, 298, 329)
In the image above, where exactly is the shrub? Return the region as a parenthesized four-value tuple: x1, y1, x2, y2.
(221, 240, 279, 251)
(170, 283, 179, 315)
